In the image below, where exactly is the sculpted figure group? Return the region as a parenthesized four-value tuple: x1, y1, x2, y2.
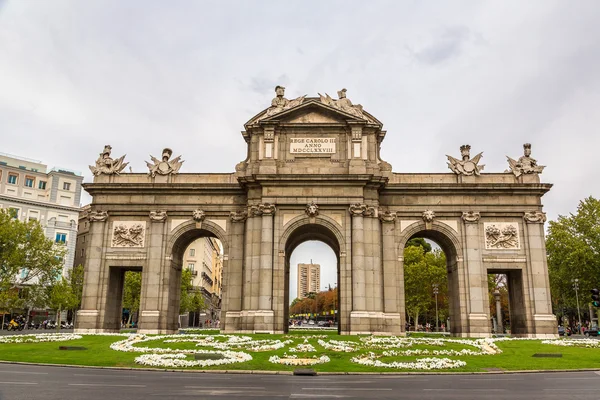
(89, 87, 546, 179)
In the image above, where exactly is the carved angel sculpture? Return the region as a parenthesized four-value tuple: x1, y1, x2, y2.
(447, 145, 485, 176)
(146, 148, 184, 177)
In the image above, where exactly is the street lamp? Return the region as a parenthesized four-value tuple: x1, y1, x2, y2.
(493, 289, 503, 334)
(572, 279, 583, 334)
(432, 284, 439, 332)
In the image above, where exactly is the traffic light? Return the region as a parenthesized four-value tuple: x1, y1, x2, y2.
(591, 289, 600, 307)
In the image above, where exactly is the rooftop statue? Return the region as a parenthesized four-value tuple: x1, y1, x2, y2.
(319, 88, 365, 118)
(263, 85, 306, 118)
(146, 148, 184, 178)
(507, 143, 545, 177)
(447, 145, 485, 176)
(89, 145, 129, 176)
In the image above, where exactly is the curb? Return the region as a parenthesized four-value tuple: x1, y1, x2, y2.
(1, 360, 599, 376)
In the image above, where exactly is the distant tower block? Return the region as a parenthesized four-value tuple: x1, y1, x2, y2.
(297, 261, 321, 298)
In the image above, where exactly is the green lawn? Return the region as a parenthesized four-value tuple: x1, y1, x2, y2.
(0, 331, 599, 373)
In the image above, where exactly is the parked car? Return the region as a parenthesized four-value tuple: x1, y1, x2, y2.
(317, 321, 331, 327)
(584, 328, 599, 337)
(558, 326, 571, 336)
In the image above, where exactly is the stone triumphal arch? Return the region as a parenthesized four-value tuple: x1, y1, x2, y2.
(76, 87, 556, 337)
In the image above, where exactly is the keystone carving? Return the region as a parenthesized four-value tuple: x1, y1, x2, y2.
(379, 210, 397, 223)
(447, 145, 485, 176)
(230, 210, 248, 222)
(461, 211, 481, 223)
(89, 210, 109, 222)
(523, 211, 546, 224)
(149, 210, 167, 222)
(422, 210, 436, 223)
(146, 148, 184, 178)
(89, 145, 128, 176)
(258, 203, 277, 216)
(348, 203, 368, 216)
(507, 143, 545, 177)
(192, 209, 206, 222)
(305, 201, 319, 217)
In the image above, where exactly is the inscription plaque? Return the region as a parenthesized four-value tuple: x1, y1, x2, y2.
(290, 138, 336, 154)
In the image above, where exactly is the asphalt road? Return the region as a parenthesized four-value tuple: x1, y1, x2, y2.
(0, 363, 599, 400)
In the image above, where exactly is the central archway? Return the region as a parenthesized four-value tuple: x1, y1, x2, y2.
(276, 215, 347, 333)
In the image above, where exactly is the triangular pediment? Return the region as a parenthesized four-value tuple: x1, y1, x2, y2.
(245, 98, 381, 128)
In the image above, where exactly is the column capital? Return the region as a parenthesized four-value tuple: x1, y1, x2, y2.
(149, 210, 167, 223)
(349, 203, 367, 216)
(461, 211, 481, 223)
(523, 211, 546, 224)
(89, 210, 108, 222)
(379, 210, 397, 223)
(230, 210, 248, 223)
(258, 202, 276, 216)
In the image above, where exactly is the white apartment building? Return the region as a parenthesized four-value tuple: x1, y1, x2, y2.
(0, 152, 83, 279)
(297, 262, 321, 298)
(183, 237, 223, 320)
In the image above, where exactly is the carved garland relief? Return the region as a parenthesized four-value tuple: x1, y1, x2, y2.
(484, 222, 520, 250)
(111, 221, 146, 248)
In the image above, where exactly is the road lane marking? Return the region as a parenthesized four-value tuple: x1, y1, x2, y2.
(291, 395, 350, 399)
(0, 370, 48, 375)
(73, 373, 139, 378)
(69, 383, 146, 387)
(184, 386, 265, 389)
(0, 381, 39, 385)
(302, 388, 391, 391)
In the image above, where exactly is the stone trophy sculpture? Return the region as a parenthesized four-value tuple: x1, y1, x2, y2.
(89, 145, 128, 176)
(146, 148, 184, 177)
(446, 145, 485, 176)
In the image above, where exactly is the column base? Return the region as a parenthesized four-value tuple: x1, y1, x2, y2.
(237, 310, 275, 333)
(467, 313, 492, 338)
(348, 311, 403, 335)
(75, 309, 99, 331)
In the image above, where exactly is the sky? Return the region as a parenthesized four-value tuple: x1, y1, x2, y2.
(1, 1, 599, 298)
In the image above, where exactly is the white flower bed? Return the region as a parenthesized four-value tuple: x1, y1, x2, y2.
(541, 338, 600, 348)
(0, 333, 82, 344)
(288, 339, 316, 352)
(318, 339, 357, 352)
(269, 353, 330, 366)
(351, 352, 466, 370)
(135, 350, 252, 367)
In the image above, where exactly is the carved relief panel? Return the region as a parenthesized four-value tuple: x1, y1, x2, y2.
(484, 222, 520, 250)
(111, 221, 146, 248)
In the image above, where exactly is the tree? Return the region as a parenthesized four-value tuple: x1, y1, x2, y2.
(406, 237, 432, 253)
(122, 271, 142, 327)
(0, 209, 66, 287)
(0, 283, 21, 329)
(47, 276, 79, 331)
(179, 268, 194, 315)
(403, 245, 448, 329)
(547, 196, 600, 321)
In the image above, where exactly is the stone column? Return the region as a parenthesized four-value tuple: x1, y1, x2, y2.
(494, 289, 503, 333)
(380, 211, 402, 334)
(461, 211, 490, 337)
(255, 203, 276, 331)
(259, 203, 276, 310)
(349, 203, 368, 332)
(138, 211, 168, 334)
(222, 210, 247, 332)
(75, 211, 108, 333)
(523, 211, 556, 337)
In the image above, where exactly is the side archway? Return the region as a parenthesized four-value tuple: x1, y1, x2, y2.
(396, 220, 468, 335)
